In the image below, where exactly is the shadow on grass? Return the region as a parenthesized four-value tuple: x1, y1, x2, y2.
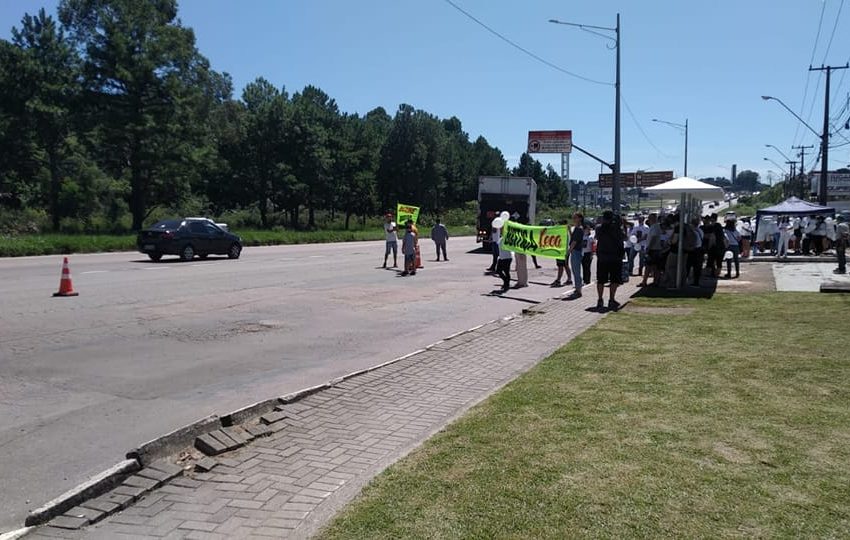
(631, 278, 718, 299)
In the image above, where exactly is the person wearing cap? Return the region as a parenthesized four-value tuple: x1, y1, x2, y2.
(383, 213, 398, 268)
(594, 210, 625, 311)
(835, 215, 849, 274)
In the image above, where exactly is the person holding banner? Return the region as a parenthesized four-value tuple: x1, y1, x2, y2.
(496, 224, 513, 292)
(566, 213, 585, 299)
(551, 219, 572, 287)
(401, 220, 417, 276)
(512, 216, 530, 288)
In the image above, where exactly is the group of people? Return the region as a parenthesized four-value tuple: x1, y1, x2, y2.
(382, 213, 450, 276)
(488, 210, 626, 311)
(756, 214, 839, 258)
(635, 212, 743, 289)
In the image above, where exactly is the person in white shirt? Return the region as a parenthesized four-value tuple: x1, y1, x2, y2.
(802, 215, 816, 255)
(627, 215, 649, 276)
(777, 216, 792, 259)
(724, 218, 742, 278)
(382, 213, 398, 268)
(739, 217, 753, 258)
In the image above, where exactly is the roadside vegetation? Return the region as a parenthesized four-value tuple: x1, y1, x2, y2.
(320, 292, 850, 539)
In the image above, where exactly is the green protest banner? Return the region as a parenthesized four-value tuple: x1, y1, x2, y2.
(397, 203, 420, 225)
(501, 220, 569, 259)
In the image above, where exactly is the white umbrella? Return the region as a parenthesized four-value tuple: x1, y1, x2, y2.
(643, 176, 725, 200)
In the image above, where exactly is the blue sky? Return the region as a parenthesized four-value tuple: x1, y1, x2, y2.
(3, 0, 850, 184)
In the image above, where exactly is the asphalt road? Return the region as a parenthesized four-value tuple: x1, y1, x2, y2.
(0, 236, 573, 531)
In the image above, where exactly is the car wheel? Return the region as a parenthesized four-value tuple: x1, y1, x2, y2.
(198, 253, 208, 260)
(148, 252, 162, 262)
(227, 243, 242, 259)
(180, 244, 195, 261)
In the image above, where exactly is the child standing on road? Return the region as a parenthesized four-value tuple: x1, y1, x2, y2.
(401, 221, 417, 276)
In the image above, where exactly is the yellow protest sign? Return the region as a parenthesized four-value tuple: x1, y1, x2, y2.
(501, 220, 569, 259)
(397, 203, 420, 225)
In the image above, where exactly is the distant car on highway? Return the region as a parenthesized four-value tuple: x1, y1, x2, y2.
(137, 218, 242, 262)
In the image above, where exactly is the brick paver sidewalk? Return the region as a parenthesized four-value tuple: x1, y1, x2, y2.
(29, 286, 633, 540)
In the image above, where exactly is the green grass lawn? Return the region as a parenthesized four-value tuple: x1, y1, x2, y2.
(0, 225, 475, 257)
(319, 293, 850, 539)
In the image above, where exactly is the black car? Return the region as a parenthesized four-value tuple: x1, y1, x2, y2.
(138, 218, 242, 261)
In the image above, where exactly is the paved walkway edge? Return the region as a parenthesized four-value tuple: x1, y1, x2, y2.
(24, 460, 140, 527)
(25, 287, 634, 539)
(16, 317, 504, 535)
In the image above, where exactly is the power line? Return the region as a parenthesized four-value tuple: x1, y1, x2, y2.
(800, 0, 846, 146)
(821, 0, 845, 64)
(621, 94, 673, 159)
(440, 0, 612, 86)
(793, 0, 828, 146)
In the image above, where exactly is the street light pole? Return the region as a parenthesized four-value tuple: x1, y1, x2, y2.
(549, 14, 621, 213)
(765, 144, 793, 163)
(613, 13, 621, 214)
(653, 117, 688, 176)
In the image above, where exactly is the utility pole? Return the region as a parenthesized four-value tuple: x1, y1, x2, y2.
(549, 14, 621, 213)
(785, 161, 797, 198)
(809, 63, 849, 205)
(613, 13, 621, 214)
(792, 144, 814, 198)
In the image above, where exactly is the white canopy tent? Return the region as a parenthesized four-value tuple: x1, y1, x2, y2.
(643, 176, 725, 201)
(643, 177, 726, 289)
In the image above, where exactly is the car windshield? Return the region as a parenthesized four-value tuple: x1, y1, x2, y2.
(150, 220, 182, 230)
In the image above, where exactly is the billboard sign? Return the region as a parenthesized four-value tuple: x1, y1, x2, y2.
(809, 172, 850, 195)
(598, 170, 674, 188)
(527, 130, 572, 154)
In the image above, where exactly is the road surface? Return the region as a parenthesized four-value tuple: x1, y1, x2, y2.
(0, 237, 570, 531)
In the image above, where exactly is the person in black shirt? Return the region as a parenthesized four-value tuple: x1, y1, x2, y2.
(595, 211, 625, 311)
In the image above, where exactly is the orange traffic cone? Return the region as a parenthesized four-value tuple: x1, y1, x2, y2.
(53, 257, 79, 297)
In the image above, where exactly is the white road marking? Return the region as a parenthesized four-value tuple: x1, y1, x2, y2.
(308, 255, 326, 258)
(81, 270, 109, 274)
(142, 266, 170, 270)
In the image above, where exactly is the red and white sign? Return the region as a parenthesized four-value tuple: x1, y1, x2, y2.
(527, 130, 572, 154)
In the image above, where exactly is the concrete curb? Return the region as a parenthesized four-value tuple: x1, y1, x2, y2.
(126, 414, 221, 466)
(24, 459, 139, 527)
(20, 315, 526, 535)
(221, 398, 280, 427)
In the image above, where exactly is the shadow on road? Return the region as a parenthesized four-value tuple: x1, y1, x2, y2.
(130, 256, 231, 264)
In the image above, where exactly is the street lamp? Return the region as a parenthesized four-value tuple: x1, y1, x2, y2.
(765, 144, 793, 163)
(652, 118, 688, 176)
(550, 15, 621, 213)
(761, 96, 820, 137)
(762, 95, 828, 204)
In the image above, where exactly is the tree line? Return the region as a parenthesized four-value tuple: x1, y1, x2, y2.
(0, 0, 574, 234)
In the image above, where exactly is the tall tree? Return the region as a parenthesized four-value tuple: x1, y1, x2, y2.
(10, 9, 82, 228)
(59, 0, 213, 230)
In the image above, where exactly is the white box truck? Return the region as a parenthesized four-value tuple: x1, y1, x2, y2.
(477, 176, 537, 246)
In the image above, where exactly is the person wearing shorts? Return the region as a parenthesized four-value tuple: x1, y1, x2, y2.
(383, 213, 398, 268)
(595, 211, 625, 311)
